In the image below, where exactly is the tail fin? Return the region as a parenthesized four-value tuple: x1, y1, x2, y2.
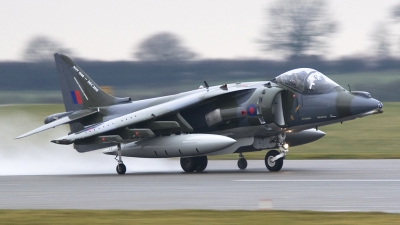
(54, 53, 130, 112)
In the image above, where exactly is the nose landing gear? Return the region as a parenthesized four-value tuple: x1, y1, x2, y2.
(265, 133, 288, 172)
(265, 150, 283, 171)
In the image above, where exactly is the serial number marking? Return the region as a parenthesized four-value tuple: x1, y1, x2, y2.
(72, 66, 99, 92)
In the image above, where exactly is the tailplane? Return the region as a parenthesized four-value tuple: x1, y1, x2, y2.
(54, 53, 130, 112)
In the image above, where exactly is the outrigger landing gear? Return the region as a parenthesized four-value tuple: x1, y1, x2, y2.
(99, 135, 127, 175)
(265, 133, 288, 172)
(115, 143, 126, 175)
(237, 152, 247, 170)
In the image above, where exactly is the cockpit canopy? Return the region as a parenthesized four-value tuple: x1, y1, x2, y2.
(276, 68, 340, 93)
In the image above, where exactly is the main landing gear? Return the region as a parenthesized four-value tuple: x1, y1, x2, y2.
(115, 143, 126, 175)
(180, 156, 208, 172)
(237, 152, 247, 170)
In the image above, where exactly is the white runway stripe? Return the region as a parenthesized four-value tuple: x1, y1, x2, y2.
(234, 179, 400, 182)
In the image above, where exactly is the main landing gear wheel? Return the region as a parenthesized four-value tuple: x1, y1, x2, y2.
(180, 156, 208, 173)
(237, 152, 247, 170)
(180, 157, 196, 172)
(116, 163, 126, 175)
(195, 156, 208, 172)
(265, 150, 283, 172)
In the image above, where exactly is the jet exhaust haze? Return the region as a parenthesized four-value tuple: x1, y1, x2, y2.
(0, 107, 180, 175)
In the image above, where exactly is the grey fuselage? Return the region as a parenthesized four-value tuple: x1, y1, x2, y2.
(74, 70, 382, 154)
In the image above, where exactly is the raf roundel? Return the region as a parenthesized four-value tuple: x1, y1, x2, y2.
(247, 104, 257, 116)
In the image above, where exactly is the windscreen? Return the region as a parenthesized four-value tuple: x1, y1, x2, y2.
(276, 68, 340, 93)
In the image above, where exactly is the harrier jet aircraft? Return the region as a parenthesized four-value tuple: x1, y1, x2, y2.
(16, 54, 383, 174)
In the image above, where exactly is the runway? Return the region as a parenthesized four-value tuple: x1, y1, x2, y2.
(1, 159, 400, 212)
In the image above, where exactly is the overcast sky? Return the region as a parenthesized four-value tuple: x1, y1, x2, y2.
(1, 0, 399, 61)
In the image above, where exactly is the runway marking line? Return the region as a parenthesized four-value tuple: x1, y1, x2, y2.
(234, 179, 400, 182)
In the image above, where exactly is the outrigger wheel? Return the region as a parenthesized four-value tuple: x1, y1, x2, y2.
(265, 150, 283, 172)
(116, 163, 126, 175)
(237, 152, 247, 170)
(238, 158, 247, 170)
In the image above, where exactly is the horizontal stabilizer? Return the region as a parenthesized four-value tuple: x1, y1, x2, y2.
(15, 109, 98, 139)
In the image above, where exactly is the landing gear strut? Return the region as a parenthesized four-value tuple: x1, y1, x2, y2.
(115, 143, 126, 175)
(237, 152, 247, 170)
(265, 133, 288, 172)
(180, 156, 208, 173)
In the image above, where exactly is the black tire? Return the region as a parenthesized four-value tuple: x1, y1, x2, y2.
(180, 157, 197, 172)
(116, 163, 126, 175)
(195, 156, 208, 172)
(237, 158, 247, 170)
(265, 150, 283, 172)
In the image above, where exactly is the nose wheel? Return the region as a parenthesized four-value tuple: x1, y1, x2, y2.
(237, 153, 247, 170)
(265, 150, 283, 172)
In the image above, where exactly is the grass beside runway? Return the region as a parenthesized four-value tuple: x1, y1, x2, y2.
(0, 210, 399, 224)
(2, 103, 399, 160)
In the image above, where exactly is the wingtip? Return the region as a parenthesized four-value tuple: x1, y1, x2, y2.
(14, 135, 25, 140)
(14, 132, 33, 139)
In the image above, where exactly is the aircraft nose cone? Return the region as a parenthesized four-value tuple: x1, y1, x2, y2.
(378, 102, 383, 110)
(350, 97, 382, 116)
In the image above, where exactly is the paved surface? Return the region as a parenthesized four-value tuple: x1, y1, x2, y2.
(1, 160, 400, 212)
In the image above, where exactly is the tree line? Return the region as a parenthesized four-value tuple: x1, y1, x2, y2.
(1, 56, 400, 101)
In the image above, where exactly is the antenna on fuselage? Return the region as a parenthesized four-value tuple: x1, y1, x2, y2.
(204, 81, 209, 91)
(348, 84, 352, 92)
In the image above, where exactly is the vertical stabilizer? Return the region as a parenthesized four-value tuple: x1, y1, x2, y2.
(54, 53, 130, 112)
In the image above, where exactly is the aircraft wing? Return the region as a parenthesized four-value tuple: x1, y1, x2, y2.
(52, 85, 256, 144)
(15, 109, 98, 139)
